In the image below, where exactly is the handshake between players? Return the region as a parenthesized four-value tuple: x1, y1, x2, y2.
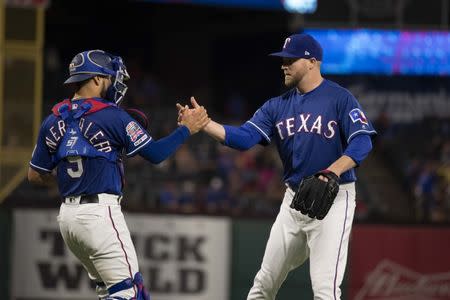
(176, 98, 210, 134)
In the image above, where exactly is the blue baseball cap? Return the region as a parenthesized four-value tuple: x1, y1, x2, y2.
(269, 33, 323, 61)
(64, 50, 121, 84)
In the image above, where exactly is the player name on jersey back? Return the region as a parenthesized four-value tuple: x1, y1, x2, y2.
(45, 118, 112, 153)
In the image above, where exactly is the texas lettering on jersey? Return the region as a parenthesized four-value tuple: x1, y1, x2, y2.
(45, 118, 112, 153)
(275, 113, 338, 140)
(247, 79, 377, 186)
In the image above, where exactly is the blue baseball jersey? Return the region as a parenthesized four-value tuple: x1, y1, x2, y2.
(30, 98, 152, 197)
(245, 79, 376, 188)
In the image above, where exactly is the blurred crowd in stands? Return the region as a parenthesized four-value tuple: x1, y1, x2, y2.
(6, 49, 450, 223)
(374, 113, 450, 223)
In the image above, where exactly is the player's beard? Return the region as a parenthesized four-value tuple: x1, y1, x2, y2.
(283, 59, 309, 88)
(284, 67, 309, 88)
(284, 74, 300, 88)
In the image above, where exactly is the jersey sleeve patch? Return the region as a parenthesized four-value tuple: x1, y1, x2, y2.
(126, 121, 147, 146)
(349, 108, 368, 125)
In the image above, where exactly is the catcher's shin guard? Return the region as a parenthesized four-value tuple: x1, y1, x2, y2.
(107, 272, 150, 300)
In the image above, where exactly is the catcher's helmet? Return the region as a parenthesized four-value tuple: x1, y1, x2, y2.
(64, 50, 130, 105)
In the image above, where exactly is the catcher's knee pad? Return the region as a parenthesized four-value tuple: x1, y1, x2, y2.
(107, 272, 150, 300)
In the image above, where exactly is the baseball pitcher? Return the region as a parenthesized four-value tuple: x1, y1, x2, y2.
(179, 34, 376, 299)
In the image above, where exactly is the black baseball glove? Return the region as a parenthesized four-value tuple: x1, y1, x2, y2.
(125, 108, 149, 130)
(290, 170, 340, 220)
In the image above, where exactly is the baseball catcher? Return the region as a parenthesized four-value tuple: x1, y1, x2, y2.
(28, 49, 209, 300)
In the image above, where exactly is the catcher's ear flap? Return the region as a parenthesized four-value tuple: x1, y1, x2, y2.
(126, 108, 149, 130)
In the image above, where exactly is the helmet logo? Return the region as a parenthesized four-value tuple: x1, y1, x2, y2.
(283, 38, 291, 49)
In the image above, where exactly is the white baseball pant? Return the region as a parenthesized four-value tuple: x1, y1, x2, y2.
(57, 193, 139, 299)
(247, 183, 356, 300)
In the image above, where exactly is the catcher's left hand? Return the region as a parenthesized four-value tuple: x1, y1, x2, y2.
(290, 170, 340, 220)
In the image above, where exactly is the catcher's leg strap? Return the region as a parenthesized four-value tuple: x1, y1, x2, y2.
(107, 272, 150, 300)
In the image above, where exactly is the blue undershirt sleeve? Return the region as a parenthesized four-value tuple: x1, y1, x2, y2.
(138, 126, 190, 164)
(343, 134, 373, 166)
(223, 124, 264, 151)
